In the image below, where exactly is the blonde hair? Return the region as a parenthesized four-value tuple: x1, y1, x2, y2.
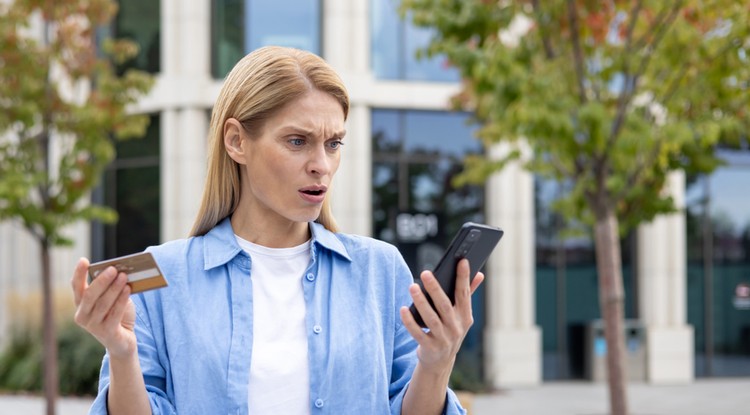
(190, 46, 349, 237)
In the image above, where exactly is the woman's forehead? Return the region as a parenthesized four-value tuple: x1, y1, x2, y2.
(266, 91, 346, 136)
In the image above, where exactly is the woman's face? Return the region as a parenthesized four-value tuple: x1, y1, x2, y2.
(232, 89, 346, 228)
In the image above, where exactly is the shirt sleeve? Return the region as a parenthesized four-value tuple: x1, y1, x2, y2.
(387, 249, 467, 415)
(87, 295, 177, 415)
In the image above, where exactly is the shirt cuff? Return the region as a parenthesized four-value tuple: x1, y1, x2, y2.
(389, 383, 467, 415)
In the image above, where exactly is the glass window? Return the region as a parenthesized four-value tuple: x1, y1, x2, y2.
(113, 0, 161, 73)
(92, 115, 161, 260)
(372, 109, 484, 389)
(534, 177, 635, 380)
(371, 0, 458, 82)
(687, 149, 750, 377)
(372, 109, 483, 253)
(212, 0, 321, 78)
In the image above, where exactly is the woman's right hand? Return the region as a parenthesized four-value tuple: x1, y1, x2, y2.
(72, 258, 137, 359)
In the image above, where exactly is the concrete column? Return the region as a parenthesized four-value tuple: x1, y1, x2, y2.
(330, 105, 372, 236)
(161, 109, 208, 241)
(0, 222, 37, 347)
(161, 0, 179, 77)
(637, 170, 694, 383)
(324, 0, 372, 237)
(160, 0, 211, 241)
(323, 0, 368, 74)
(0, 220, 87, 345)
(483, 142, 541, 387)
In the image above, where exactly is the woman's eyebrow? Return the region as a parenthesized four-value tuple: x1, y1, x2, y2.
(279, 126, 346, 139)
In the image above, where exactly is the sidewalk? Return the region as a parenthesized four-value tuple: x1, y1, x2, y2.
(1, 378, 748, 415)
(470, 378, 750, 415)
(0, 394, 91, 415)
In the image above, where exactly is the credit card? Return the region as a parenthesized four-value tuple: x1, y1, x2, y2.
(88, 252, 168, 294)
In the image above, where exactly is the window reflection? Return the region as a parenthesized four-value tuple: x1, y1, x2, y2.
(114, 0, 160, 74)
(99, 115, 161, 259)
(246, 1, 319, 52)
(686, 149, 750, 377)
(212, 0, 244, 79)
(371, 0, 458, 82)
(212, 0, 320, 78)
(534, 176, 634, 380)
(371, 108, 484, 389)
(372, 109, 482, 249)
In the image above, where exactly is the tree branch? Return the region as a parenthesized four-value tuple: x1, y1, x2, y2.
(531, 0, 556, 59)
(632, 2, 676, 51)
(567, 0, 587, 104)
(548, 153, 573, 178)
(606, 1, 644, 155)
(615, 139, 663, 202)
(608, 2, 683, 150)
(633, 1, 683, 78)
(623, 0, 643, 50)
(661, 36, 739, 108)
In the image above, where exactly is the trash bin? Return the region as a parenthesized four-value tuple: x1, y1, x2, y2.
(585, 319, 646, 382)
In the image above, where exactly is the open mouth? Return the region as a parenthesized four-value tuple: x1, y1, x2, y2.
(301, 189, 324, 196)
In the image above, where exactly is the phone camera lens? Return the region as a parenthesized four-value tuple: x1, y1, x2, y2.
(468, 230, 480, 241)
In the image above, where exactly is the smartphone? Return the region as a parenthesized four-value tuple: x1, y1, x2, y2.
(88, 251, 168, 294)
(409, 222, 503, 328)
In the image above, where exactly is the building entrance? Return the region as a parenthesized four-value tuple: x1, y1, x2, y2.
(687, 150, 750, 377)
(534, 178, 637, 380)
(371, 109, 487, 389)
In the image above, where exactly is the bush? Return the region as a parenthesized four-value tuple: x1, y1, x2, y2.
(0, 322, 104, 396)
(449, 350, 488, 393)
(0, 329, 42, 392)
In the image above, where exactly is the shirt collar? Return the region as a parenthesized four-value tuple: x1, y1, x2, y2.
(309, 221, 352, 262)
(202, 217, 244, 270)
(202, 217, 351, 270)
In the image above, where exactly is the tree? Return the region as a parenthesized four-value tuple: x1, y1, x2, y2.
(0, 1, 153, 414)
(400, 1, 749, 414)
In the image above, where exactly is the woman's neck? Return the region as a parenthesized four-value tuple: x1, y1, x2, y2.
(230, 208, 310, 248)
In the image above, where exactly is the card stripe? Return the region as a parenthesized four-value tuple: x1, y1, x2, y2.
(127, 268, 161, 282)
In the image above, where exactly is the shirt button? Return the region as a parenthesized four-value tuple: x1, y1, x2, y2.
(313, 325, 323, 334)
(306, 273, 315, 282)
(314, 398, 324, 408)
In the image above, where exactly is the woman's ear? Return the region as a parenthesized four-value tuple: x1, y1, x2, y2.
(224, 118, 247, 165)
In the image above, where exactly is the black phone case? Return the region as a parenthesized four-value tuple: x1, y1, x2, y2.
(409, 222, 504, 328)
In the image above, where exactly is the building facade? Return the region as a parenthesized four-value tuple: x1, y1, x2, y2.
(1, 0, 749, 388)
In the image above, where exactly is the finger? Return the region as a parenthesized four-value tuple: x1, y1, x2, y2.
(91, 272, 129, 324)
(71, 258, 90, 306)
(470, 272, 485, 295)
(399, 306, 429, 343)
(454, 259, 472, 309)
(103, 284, 132, 326)
(419, 271, 454, 324)
(408, 281, 443, 332)
(78, 266, 120, 316)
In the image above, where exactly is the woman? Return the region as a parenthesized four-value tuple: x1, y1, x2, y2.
(71, 46, 483, 414)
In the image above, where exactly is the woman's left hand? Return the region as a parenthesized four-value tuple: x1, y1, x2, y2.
(400, 258, 485, 372)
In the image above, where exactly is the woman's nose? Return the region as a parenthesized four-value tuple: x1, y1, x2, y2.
(307, 145, 331, 176)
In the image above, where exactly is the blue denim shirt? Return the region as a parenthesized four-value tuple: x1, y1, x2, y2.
(89, 218, 466, 414)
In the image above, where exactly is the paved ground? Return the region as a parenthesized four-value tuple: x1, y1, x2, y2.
(470, 378, 750, 415)
(0, 394, 92, 415)
(1, 378, 747, 414)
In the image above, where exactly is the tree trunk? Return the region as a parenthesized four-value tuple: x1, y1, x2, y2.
(41, 239, 58, 415)
(593, 208, 629, 415)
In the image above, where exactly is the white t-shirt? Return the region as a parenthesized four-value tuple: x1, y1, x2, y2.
(235, 235, 312, 414)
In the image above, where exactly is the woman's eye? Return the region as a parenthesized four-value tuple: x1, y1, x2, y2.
(328, 140, 344, 150)
(289, 138, 305, 146)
